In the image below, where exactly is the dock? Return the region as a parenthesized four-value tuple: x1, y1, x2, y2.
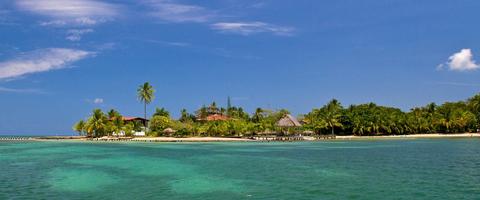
(253, 135, 336, 141)
(0, 136, 34, 141)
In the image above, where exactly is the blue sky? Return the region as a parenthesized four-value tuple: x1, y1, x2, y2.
(1, 0, 479, 135)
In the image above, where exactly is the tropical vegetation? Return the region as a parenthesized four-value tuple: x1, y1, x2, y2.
(73, 84, 480, 137)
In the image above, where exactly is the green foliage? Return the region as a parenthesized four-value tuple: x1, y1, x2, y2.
(73, 120, 86, 136)
(137, 82, 155, 130)
(306, 99, 343, 134)
(84, 109, 108, 137)
(123, 123, 135, 137)
(179, 109, 196, 123)
(137, 82, 155, 105)
(149, 115, 172, 136)
(153, 107, 170, 118)
(75, 91, 480, 137)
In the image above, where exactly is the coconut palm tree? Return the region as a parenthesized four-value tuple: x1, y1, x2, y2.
(468, 94, 480, 129)
(252, 108, 264, 123)
(323, 99, 343, 135)
(153, 107, 170, 117)
(86, 109, 108, 137)
(73, 120, 85, 136)
(137, 82, 155, 130)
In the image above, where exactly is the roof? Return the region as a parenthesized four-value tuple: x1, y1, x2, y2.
(276, 114, 302, 127)
(110, 116, 148, 121)
(163, 128, 176, 133)
(198, 114, 230, 121)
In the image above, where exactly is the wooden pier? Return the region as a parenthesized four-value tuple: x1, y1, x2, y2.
(88, 137, 133, 142)
(253, 135, 336, 141)
(0, 137, 33, 141)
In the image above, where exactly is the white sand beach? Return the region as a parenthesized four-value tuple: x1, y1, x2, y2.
(129, 137, 253, 142)
(336, 133, 480, 140)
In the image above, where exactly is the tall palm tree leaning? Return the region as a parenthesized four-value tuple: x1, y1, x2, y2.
(137, 82, 155, 133)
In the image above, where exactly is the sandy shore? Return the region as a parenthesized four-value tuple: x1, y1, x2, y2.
(24, 133, 480, 142)
(129, 137, 253, 142)
(336, 133, 480, 140)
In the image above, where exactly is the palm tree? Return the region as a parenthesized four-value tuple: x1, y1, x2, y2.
(252, 108, 264, 123)
(153, 107, 170, 117)
(107, 109, 121, 119)
(208, 102, 219, 114)
(323, 99, 343, 135)
(179, 109, 190, 122)
(137, 82, 155, 130)
(86, 109, 108, 137)
(468, 94, 480, 129)
(73, 120, 85, 136)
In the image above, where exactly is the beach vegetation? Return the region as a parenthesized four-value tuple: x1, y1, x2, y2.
(137, 82, 155, 130)
(73, 83, 480, 137)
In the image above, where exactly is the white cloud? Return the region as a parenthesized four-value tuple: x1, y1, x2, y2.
(145, 0, 215, 23)
(141, 39, 191, 47)
(0, 48, 92, 80)
(16, 0, 119, 26)
(0, 86, 44, 94)
(66, 29, 94, 41)
(93, 98, 104, 104)
(211, 22, 294, 36)
(143, 1, 296, 36)
(439, 49, 479, 71)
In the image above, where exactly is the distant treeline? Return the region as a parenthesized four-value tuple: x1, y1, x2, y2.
(73, 82, 480, 137)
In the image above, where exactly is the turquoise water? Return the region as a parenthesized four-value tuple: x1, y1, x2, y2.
(1, 139, 479, 199)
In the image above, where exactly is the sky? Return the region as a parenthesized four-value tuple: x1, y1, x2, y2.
(0, 0, 480, 135)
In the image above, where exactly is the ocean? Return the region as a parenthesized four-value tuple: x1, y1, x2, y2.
(1, 139, 479, 199)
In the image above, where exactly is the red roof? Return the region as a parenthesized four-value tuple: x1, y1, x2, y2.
(199, 114, 230, 121)
(110, 116, 148, 121)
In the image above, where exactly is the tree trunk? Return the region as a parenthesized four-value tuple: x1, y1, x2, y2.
(144, 102, 147, 133)
(331, 126, 334, 135)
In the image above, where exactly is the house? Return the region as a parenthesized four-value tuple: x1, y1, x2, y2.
(120, 116, 149, 125)
(111, 116, 149, 137)
(197, 114, 230, 121)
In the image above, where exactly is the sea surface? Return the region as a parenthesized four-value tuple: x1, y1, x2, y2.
(1, 139, 479, 199)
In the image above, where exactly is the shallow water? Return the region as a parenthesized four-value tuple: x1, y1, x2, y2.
(1, 139, 479, 199)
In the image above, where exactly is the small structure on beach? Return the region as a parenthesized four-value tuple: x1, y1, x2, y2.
(276, 114, 302, 135)
(163, 128, 177, 136)
(110, 116, 148, 137)
(277, 114, 302, 127)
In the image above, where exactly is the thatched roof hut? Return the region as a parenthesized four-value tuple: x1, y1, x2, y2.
(276, 114, 302, 127)
(163, 128, 176, 134)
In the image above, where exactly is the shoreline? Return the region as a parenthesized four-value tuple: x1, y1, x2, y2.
(336, 133, 480, 140)
(14, 133, 480, 143)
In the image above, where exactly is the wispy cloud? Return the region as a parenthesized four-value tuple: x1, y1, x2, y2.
(430, 81, 480, 87)
(437, 49, 479, 71)
(93, 98, 104, 104)
(211, 22, 294, 36)
(85, 98, 105, 105)
(0, 48, 93, 80)
(145, 0, 215, 23)
(0, 86, 45, 94)
(143, 1, 295, 36)
(251, 1, 267, 9)
(66, 29, 93, 41)
(0, 9, 19, 26)
(16, 0, 119, 26)
(142, 39, 191, 47)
